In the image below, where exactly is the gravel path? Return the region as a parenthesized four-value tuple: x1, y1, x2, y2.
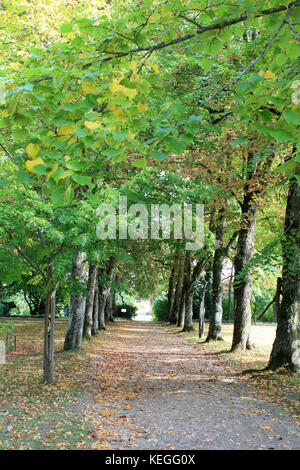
(85, 321, 300, 450)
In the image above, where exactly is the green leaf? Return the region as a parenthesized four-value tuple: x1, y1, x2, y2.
(199, 58, 214, 71)
(209, 39, 222, 56)
(232, 137, 248, 148)
(274, 159, 297, 177)
(276, 53, 288, 67)
(282, 109, 300, 125)
(164, 136, 186, 154)
(132, 159, 147, 168)
(60, 23, 73, 34)
(268, 128, 294, 142)
(12, 129, 28, 141)
(113, 132, 129, 142)
(0, 118, 10, 128)
(51, 187, 66, 207)
(150, 150, 169, 162)
(15, 171, 33, 184)
(102, 147, 125, 158)
(72, 175, 92, 186)
(186, 115, 203, 125)
(269, 97, 286, 107)
(75, 128, 88, 138)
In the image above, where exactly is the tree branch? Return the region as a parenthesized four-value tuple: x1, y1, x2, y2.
(285, 19, 300, 45)
(15, 246, 48, 283)
(204, 12, 291, 103)
(95, 1, 299, 64)
(0, 143, 16, 165)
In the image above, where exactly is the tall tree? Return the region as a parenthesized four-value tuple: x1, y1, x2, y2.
(268, 176, 300, 372)
(64, 252, 87, 351)
(83, 264, 98, 340)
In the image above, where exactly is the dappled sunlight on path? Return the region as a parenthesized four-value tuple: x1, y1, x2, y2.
(84, 321, 299, 450)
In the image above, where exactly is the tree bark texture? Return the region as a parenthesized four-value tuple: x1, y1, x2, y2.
(268, 179, 300, 372)
(64, 252, 87, 351)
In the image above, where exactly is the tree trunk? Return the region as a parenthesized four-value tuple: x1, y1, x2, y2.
(167, 259, 177, 321)
(177, 288, 185, 328)
(43, 264, 57, 383)
(92, 281, 99, 336)
(231, 154, 258, 351)
(98, 284, 107, 330)
(98, 256, 115, 330)
(199, 277, 208, 339)
(204, 272, 212, 319)
(83, 264, 98, 340)
(206, 216, 226, 342)
(111, 291, 116, 321)
(273, 277, 282, 323)
(231, 206, 257, 351)
(183, 288, 194, 332)
(182, 252, 195, 332)
(105, 289, 113, 323)
(64, 252, 87, 351)
(268, 179, 300, 372)
(170, 254, 185, 324)
(227, 265, 233, 321)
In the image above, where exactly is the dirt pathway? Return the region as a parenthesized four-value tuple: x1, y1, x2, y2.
(83, 321, 299, 450)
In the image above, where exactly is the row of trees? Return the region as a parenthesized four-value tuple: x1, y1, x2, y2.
(0, 0, 299, 381)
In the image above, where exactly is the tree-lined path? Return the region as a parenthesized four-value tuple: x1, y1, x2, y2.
(82, 321, 299, 450)
(0, 0, 299, 452)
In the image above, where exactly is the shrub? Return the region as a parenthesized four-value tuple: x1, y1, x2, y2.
(153, 296, 168, 322)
